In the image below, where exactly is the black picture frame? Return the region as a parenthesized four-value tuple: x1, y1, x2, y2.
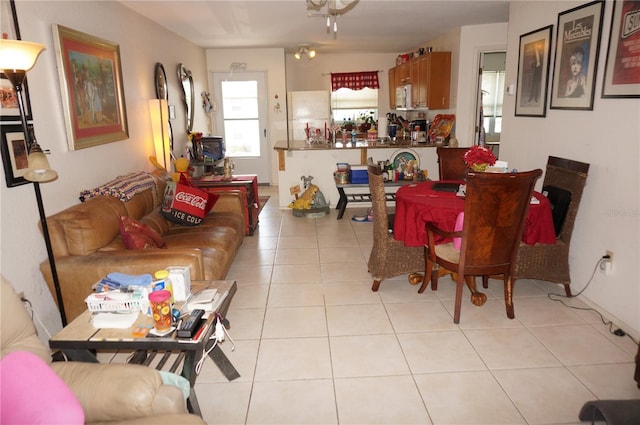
(550, 0, 605, 110)
(0, 0, 33, 121)
(602, 0, 640, 98)
(515, 25, 553, 117)
(1, 123, 33, 187)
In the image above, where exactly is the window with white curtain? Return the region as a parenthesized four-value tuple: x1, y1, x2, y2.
(330, 87, 378, 124)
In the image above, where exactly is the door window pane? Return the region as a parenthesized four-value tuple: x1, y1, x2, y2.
(221, 80, 260, 157)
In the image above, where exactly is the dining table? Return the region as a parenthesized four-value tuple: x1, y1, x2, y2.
(393, 180, 557, 248)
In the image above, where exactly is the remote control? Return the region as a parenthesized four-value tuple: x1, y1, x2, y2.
(177, 309, 205, 338)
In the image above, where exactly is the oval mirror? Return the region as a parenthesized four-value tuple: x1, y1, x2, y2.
(177, 63, 194, 133)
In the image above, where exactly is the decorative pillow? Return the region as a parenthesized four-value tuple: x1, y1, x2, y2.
(0, 351, 84, 424)
(160, 175, 218, 226)
(119, 216, 166, 249)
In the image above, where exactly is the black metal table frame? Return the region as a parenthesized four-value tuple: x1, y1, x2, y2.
(335, 180, 416, 219)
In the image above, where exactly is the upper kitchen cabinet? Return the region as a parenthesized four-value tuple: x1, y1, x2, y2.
(388, 51, 451, 110)
(415, 51, 451, 109)
(388, 67, 396, 109)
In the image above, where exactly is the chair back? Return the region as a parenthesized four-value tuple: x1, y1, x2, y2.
(436, 147, 470, 180)
(542, 156, 589, 242)
(459, 169, 542, 274)
(367, 163, 390, 240)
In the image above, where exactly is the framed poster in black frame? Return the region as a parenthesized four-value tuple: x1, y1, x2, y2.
(550, 0, 605, 110)
(1, 123, 33, 187)
(0, 0, 33, 122)
(515, 25, 553, 117)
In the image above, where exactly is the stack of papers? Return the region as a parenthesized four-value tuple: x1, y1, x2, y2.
(91, 311, 140, 329)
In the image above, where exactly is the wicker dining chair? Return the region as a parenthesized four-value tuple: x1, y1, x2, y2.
(436, 147, 470, 180)
(367, 163, 424, 291)
(420, 169, 543, 323)
(512, 156, 590, 297)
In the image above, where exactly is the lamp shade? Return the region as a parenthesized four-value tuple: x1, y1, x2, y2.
(0, 39, 45, 72)
(149, 99, 171, 170)
(24, 142, 58, 183)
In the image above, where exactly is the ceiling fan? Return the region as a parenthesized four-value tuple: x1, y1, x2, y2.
(306, 0, 359, 37)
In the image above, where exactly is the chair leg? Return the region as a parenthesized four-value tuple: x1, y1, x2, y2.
(418, 256, 434, 293)
(453, 279, 464, 324)
(563, 283, 572, 297)
(504, 275, 515, 319)
(482, 275, 489, 289)
(371, 279, 381, 292)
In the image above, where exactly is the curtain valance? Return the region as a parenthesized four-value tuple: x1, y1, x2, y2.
(330, 71, 379, 91)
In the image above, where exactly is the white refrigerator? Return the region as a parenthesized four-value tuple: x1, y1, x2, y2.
(287, 91, 331, 141)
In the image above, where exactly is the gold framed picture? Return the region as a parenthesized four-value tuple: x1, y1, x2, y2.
(53, 24, 128, 150)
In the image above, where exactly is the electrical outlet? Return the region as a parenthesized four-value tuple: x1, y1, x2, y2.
(600, 251, 613, 275)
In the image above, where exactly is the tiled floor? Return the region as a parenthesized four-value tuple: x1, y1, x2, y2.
(195, 185, 639, 425)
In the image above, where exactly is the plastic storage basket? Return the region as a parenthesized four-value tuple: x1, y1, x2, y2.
(85, 292, 146, 313)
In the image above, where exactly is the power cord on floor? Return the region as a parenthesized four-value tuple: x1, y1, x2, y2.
(547, 256, 639, 347)
(195, 314, 236, 375)
(22, 296, 53, 340)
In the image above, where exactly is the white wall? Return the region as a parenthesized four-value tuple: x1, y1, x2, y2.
(0, 1, 207, 335)
(502, 1, 640, 335)
(205, 48, 287, 186)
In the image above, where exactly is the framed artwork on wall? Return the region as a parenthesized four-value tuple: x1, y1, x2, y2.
(550, 0, 605, 110)
(515, 25, 553, 117)
(0, 0, 33, 122)
(1, 123, 33, 187)
(602, 0, 640, 98)
(52, 24, 128, 150)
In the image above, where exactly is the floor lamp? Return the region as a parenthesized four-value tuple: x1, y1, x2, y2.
(0, 39, 67, 325)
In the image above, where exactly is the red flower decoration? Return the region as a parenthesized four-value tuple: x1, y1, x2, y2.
(463, 145, 497, 168)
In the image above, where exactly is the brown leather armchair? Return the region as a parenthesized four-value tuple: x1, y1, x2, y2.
(0, 276, 205, 425)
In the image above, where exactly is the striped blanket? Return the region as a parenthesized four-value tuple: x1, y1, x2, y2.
(79, 171, 157, 202)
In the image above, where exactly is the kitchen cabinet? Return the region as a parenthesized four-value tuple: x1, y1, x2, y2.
(414, 52, 451, 109)
(388, 67, 396, 109)
(388, 52, 451, 110)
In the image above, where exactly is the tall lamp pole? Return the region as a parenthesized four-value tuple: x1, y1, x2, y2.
(0, 39, 67, 325)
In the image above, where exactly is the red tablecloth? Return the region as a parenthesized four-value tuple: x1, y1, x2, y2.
(393, 180, 557, 247)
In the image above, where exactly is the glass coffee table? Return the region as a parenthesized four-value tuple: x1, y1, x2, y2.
(49, 280, 238, 416)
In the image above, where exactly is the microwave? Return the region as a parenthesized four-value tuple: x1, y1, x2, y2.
(395, 84, 412, 110)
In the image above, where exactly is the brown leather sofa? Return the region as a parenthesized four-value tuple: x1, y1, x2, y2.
(40, 171, 245, 321)
(1, 276, 206, 425)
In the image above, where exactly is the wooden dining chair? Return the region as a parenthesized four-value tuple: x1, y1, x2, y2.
(512, 156, 590, 297)
(367, 162, 424, 291)
(436, 147, 470, 180)
(419, 169, 543, 323)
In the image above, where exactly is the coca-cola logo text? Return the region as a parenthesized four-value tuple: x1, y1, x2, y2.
(175, 191, 207, 209)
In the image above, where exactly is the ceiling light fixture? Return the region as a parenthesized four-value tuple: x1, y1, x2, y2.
(294, 45, 316, 60)
(307, 0, 359, 38)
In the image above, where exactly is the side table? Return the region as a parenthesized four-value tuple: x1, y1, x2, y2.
(191, 174, 260, 235)
(49, 280, 238, 416)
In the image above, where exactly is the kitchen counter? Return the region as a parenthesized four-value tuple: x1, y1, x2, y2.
(273, 139, 439, 209)
(274, 139, 436, 170)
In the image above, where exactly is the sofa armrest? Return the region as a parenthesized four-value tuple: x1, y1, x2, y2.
(51, 362, 188, 422)
(211, 190, 244, 215)
(40, 248, 206, 322)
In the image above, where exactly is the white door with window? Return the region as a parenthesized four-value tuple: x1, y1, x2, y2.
(211, 71, 270, 183)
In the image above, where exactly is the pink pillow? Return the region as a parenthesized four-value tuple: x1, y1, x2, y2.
(453, 212, 464, 251)
(0, 351, 84, 424)
(119, 216, 166, 249)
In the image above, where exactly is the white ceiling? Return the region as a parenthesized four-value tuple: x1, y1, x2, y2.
(118, 0, 510, 54)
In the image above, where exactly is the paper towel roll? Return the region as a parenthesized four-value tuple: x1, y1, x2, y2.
(378, 116, 388, 138)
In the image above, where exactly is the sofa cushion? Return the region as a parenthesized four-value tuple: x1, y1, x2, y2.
(119, 216, 166, 250)
(58, 197, 126, 256)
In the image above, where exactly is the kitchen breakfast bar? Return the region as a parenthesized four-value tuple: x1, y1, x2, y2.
(274, 139, 439, 209)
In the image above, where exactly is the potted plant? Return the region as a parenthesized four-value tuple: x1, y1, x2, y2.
(358, 111, 376, 132)
(342, 119, 355, 132)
